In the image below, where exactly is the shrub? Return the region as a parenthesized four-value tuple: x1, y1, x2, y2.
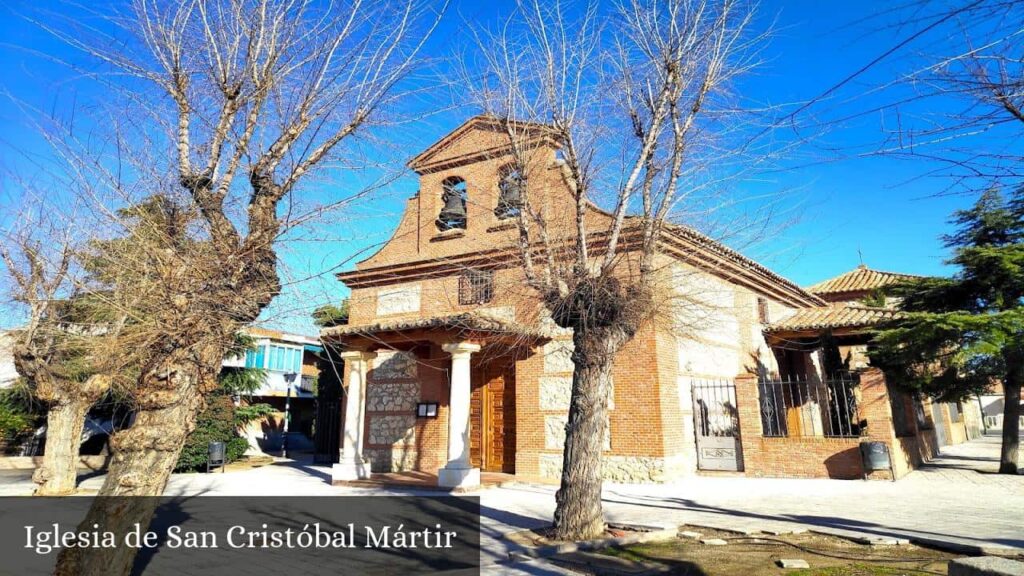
(0, 403, 32, 444)
(0, 385, 42, 451)
(175, 394, 250, 472)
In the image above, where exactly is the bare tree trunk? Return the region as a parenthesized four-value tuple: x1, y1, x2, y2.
(553, 329, 626, 540)
(33, 375, 110, 496)
(54, 362, 207, 576)
(999, 376, 1021, 475)
(33, 399, 90, 495)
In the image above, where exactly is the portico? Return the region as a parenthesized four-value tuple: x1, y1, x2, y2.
(321, 313, 545, 489)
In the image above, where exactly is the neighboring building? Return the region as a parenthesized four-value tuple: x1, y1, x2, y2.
(319, 116, 972, 488)
(0, 331, 18, 389)
(224, 328, 323, 454)
(978, 382, 1024, 432)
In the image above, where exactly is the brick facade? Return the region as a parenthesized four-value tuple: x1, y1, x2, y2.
(323, 116, 961, 484)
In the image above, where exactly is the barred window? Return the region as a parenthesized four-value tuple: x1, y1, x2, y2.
(459, 270, 494, 305)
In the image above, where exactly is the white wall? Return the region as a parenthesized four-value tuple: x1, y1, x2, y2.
(0, 332, 18, 388)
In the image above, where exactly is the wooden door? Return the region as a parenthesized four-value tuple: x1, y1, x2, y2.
(482, 364, 516, 473)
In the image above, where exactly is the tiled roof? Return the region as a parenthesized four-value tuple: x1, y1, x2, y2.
(766, 304, 900, 333)
(321, 312, 550, 339)
(664, 224, 824, 306)
(807, 265, 920, 295)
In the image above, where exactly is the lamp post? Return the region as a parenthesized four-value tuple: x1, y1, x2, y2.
(282, 372, 297, 458)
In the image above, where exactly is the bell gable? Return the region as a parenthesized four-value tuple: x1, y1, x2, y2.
(353, 116, 568, 271)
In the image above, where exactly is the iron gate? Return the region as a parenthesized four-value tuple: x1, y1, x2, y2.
(692, 380, 743, 471)
(313, 400, 341, 464)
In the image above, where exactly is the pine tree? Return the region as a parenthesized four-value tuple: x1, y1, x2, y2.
(873, 188, 1024, 474)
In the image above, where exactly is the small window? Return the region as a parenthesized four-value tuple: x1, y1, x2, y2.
(757, 297, 770, 324)
(417, 402, 439, 418)
(244, 347, 264, 369)
(266, 344, 302, 373)
(436, 176, 467, 231)
(459, 269, 494, 305)
(495, 164, 524, 219)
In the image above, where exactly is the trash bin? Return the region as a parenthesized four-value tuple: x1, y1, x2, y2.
(859, 441, 892, 480)
(207, 441, 226, 473)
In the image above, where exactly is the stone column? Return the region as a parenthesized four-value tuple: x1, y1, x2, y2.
(438, 342, 481, 489)
(332, 350, 377, 483)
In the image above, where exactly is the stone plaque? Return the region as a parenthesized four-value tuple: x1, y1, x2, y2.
(376, 284, 421, 316)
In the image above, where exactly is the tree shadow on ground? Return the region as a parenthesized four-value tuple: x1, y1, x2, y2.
(599, 493, 1024, 550)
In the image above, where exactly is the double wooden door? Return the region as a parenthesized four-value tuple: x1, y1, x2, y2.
(470, 363, 516, 473)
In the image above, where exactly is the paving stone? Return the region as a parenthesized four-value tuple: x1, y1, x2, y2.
(777, 559, 810, 569)
(948, 556, 1024, 576)
(699, 538, 728, 546)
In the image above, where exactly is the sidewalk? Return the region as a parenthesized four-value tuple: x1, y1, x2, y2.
(1, 436, 1020, 572)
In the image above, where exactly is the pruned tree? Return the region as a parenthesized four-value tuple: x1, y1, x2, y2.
(468, 0, 767, 539)
(18, 1, 444, 574)
(0, 216, 111, 495)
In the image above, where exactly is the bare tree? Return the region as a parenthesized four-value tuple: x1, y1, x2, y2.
(0, 214, 112, 495)
(468, 0, 767, 539)
(10, 1, 444, 574)
(876, 1, 1023, 194)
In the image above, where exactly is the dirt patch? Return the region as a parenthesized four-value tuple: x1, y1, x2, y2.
(582, 527, 959, 576)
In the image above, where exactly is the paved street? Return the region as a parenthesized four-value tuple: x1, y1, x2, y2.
(1, 435, 1021, 574)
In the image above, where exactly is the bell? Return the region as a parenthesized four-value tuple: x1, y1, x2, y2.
(495, 170, 523, 219)
(437, 188, 467, 230)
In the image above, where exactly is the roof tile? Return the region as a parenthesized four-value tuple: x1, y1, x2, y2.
(806, 265, 920, 295)
(766, 304, 900, 333)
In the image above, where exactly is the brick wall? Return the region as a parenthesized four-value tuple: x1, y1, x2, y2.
(735, 369, 926, 480)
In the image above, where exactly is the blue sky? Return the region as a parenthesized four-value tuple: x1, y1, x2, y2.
(0, 1, 996, 335)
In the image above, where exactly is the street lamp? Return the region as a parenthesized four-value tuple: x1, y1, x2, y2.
(282, 372, 297, 458)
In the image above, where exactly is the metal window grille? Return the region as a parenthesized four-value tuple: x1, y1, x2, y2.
(692, 379, 740, 437)
(459, 270, 494, 305)
(758, 375, 860, 438)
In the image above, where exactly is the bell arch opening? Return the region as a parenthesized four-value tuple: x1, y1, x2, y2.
(436, 176, 468, 231)
(495, 164, 523, 220)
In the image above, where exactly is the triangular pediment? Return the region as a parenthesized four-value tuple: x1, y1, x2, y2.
(407, 115, 559, 174)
